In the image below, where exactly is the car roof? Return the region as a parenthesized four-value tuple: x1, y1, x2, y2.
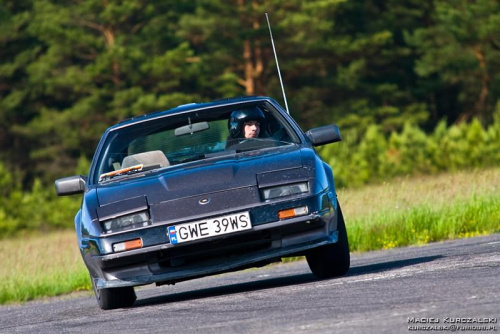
(108, 96, 277, 132)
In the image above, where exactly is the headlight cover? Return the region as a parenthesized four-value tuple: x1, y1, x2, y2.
(102, 211, 150, 234)
(261, 182, 309, 200)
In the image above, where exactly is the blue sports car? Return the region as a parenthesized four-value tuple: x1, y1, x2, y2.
(55, 96, 349, 310)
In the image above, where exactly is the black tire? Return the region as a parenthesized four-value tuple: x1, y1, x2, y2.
(92, 278, 136, 310)
(306, 203, 350, 279)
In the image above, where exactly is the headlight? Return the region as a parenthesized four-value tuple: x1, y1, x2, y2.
(261, 182, 309, 200)
(102, 211, 150, 233)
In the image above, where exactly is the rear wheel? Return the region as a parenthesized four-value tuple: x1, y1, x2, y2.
(91, 278, 136, 310)
(306, 203, 350, 279)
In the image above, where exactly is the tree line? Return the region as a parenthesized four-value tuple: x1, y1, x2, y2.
(1, 0, 500, 186)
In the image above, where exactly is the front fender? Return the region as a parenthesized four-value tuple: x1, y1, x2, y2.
(74, 209, 83, 249)
(322, 162, 337, 200)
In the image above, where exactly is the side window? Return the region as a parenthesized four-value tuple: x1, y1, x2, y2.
(263, 112, 293, 142)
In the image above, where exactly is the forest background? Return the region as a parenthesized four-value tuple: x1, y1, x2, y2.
(1, 0, 500, 237)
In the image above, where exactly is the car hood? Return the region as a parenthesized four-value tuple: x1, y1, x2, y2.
(95, 146, 309, 207)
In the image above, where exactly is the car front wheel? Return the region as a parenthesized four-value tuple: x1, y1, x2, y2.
(91, 277, 136, 310)
(306, 202, 350, 279)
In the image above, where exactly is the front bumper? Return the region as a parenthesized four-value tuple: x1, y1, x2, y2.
(82, 194, 338, 289)
(84, 195, 339, 289)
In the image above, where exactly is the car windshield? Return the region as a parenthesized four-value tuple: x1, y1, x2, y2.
(93, 102, 300, 183)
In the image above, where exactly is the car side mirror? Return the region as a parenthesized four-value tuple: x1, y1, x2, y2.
(305, 124, 342, 146)
(55, 175, 87, 196)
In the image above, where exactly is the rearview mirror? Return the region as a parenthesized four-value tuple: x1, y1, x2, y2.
(55, 175, 87, 196)
(174, 122, 210, 136)
(305, 124, 342, 146)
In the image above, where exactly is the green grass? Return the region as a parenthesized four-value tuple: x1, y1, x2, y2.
(347, 193, 500, 252)
(339, 167, 500, 251)
(0, 231, 91, 305)
(1, 167, 499, 305)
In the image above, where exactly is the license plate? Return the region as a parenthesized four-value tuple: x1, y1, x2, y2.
(167, 211, 252, 245)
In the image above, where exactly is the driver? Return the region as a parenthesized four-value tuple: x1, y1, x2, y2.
(242, 119, 260, 138)
(226, 107, 266, 148)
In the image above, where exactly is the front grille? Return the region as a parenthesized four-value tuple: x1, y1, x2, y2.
(149, 231, 274, 273)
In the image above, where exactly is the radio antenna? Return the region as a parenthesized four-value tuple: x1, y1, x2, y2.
(265, 13, 289, 114)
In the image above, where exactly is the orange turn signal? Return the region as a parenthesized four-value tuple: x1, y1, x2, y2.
(278, 206, 308, 220)
(113, 238, 143, 252)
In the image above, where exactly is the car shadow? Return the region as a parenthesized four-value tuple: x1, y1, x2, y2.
(132, 255, 442, 308)
(347, 255, 443, 276)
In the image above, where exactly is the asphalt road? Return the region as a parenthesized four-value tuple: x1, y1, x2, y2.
(1, 234, 499, 334)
